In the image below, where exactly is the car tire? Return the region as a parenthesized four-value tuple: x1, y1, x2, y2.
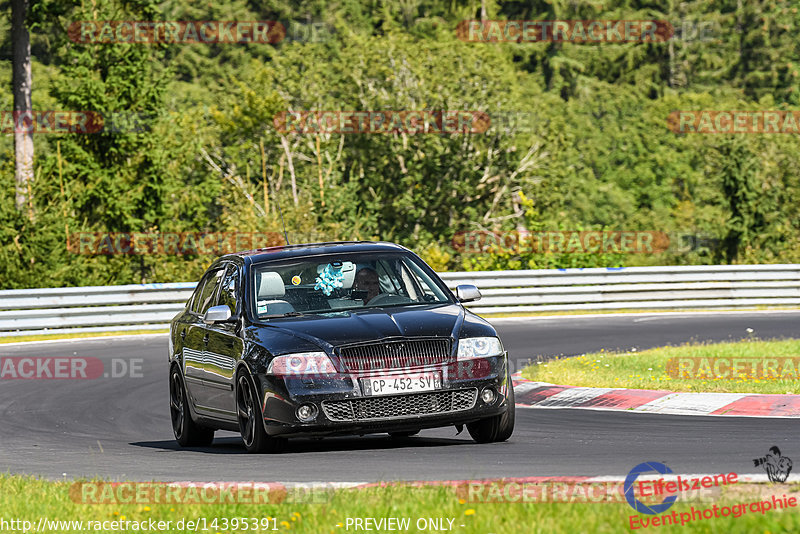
(466, 369, 515, 444)
(236, 371, 286, 454)
(388, 430, 420, 438)
(170, 366, 215, 447)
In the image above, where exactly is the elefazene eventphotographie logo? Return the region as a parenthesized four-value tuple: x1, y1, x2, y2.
(624, 462, 678, 515)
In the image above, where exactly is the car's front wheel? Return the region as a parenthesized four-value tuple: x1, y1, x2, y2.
(466, 372, 516, 444)
(170, 366, 215, 447)
(236, 371, 286, 453)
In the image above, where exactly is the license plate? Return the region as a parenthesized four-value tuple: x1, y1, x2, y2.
(361, 373, 442, 396)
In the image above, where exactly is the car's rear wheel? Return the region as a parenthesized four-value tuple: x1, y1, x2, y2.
(236, 371, 286, 453)
(170, 366, 215, 447)
(388, 430, 420, 438)
(467, 370, 516, 444)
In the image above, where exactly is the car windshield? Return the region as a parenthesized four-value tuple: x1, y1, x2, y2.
(250, 252, 453, 318)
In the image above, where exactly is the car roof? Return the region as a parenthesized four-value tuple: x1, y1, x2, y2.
(220, 241, 411, 265)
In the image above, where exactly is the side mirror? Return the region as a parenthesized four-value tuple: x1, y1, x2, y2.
(203, 304, 232, 324)
(455, 284, 481, 303)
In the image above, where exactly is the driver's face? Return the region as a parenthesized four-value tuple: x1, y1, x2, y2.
(354, 270, 380, 301)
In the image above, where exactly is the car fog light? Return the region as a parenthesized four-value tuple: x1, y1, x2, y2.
(481, 388, 496, 404)
(296, 404, 318, 422)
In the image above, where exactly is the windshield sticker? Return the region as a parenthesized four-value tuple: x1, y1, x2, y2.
(291, 275, 301, 286)
(314, 264, 344, 296)
(257, 302, 268, 314)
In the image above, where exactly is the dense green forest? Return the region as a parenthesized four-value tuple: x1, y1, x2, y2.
(1, 0, 799, 288)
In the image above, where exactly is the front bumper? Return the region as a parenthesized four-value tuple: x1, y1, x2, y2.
(257, 353, 510, 437)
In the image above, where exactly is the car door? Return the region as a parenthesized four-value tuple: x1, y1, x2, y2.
(202, 262, 243, 417)
(187, 267, 225, 412)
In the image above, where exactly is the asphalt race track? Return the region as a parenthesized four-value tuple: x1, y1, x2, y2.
(0, 311, 798, 482)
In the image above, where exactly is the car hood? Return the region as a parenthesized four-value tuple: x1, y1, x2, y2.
(249, 303, 497, 355)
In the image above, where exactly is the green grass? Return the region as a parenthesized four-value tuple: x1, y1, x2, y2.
(521, 339, 800, 394)
(0, 329, 169, 344)
(1, 475, 799, 533)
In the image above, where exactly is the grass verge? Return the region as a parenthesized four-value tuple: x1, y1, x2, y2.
(521, 339, 800, 394)
(0, 330, 169, 344)
(1, 475, 799, 533)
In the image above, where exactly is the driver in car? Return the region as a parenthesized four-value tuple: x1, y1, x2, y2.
(353, 267, 381, 303)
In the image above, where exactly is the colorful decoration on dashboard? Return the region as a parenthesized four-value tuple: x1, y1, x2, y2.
(314, 264, 344, 296)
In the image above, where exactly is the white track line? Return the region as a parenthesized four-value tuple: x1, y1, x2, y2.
(489, 309, 800, 322)
(632, 392, 749, 416)
(534, 387, 618, 407)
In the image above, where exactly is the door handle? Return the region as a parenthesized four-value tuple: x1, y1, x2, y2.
(180, 330, 186, 340)
(203, 334, 209, 344)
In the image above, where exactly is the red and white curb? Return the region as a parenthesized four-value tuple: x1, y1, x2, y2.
(511, 375, 800, 418)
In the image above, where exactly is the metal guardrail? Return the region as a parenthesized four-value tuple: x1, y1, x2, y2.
(0, 283, 195, 336)
(441, 264, 800, 315)
(1, 265, 799, 336)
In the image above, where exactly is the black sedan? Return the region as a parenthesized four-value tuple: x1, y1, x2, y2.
(168, 241, 514, 453)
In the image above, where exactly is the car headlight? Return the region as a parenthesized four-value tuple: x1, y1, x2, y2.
(267, 352, 337, 377)
(457, 337, 503, 361)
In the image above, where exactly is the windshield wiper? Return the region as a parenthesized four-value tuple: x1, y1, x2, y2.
(362, 301, 441, 310)
(261, 311, 305, 319)
(376, 301, 438, 308)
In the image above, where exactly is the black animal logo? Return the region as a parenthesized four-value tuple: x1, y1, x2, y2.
(753, 446, 793, 483)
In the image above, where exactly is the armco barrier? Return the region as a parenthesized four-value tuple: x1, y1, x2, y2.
(0, 283, 195, 336)
(441, 264, 800, 315)
(1, 265, 799, 336)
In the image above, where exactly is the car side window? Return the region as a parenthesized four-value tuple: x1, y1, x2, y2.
(219, 263, 239, 314)
(188, 279, 207, 313)
(196, 269, 224, 315)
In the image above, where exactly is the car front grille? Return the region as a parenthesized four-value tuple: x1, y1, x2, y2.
(337, 338, 451, 372)
(321, 388, 477, 422)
